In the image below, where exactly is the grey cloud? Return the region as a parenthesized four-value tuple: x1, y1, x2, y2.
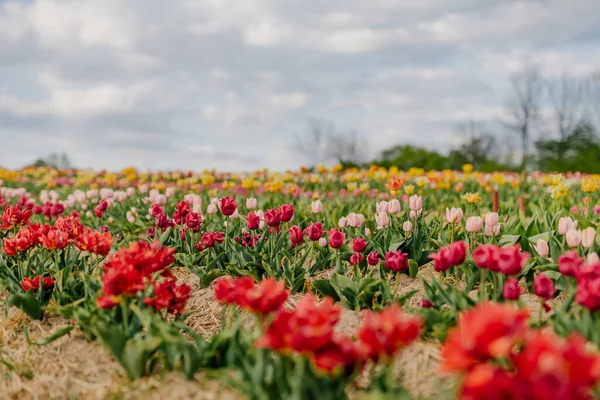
(0, 0, 598, 171)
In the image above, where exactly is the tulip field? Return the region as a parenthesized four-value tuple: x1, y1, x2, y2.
(1, 165, 600, 399)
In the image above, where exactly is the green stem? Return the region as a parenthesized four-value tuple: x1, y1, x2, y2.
(479, 268, 486, 301)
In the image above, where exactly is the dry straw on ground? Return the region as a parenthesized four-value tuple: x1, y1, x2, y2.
(0, 265, 481, 400)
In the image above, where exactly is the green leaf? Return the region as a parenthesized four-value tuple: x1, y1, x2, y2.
(199, 270, 227, 288)
(312, 280, 340, 301)
(408, 260, 419, 279)
(6, 293, 44, 320)
(35, 325, 74, 346)
(498, 234, 521, 247)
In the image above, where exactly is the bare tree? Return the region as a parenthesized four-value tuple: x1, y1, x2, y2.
(293, 118, 367, 166)
(503, 67, 544, 169)
(587, 71, 600, 128)
(293, 118, 334, 165)
(546, 75, 586, 140)
(325, 129, 368, 165)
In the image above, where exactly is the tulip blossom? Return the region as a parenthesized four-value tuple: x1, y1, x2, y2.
(328, 229, 345, 249)
(566, 229, 582, 247)
(384, 251, 409, 272)
(338, 216, 347, 228)
(367, 252, 380, 266)
(484, 223, 500, 237)
(402, 221, 413, 233)
(409, 195, 422, 211)
(533, 239, 549, 257)
(446, 207, 463, 224)
(311, 200, 323, 213)
(352, 238, 367, 253)
(388, 199, 401, 214)
(485, 212, 499, 227)
(581, 227, 596, 249)
(465, 216, 483, 233)
(502, 278, 521, 300)
(558, 217, 578, 235)
(558, 250, 584, 278)
(246, 197, 257, 210)
(346, 213, 365, 227)
(375, 212, 389, 229)
(533, 273, 555, 301)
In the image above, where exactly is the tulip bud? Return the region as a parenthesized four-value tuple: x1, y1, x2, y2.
(165, 187, 175, 198)
(367, 251, 380, 265)
(375, 212, 389, 228)
(446, 207, 463, 224)
(338, 216, 347, 228)
(311, 200, 323, 214)
(376, 201, 389, 214)
(566, 229, 582, 247)
(246, 198, 257, 210)
(581, 227, 596, 249)
(484, 223, 500, 237)
(533, 273, 555, 300)
(207, 203, 218, 214)
(409, 195, 422, 211)
(558, 217, 577, 235)
(533, 239, 549, 257)
(409, 210, 421, 219)
(346, 213, 365, 227)
(352, 238, 367, 253)
(318, 237, 327, 247)
(328, 229, 345, 249)
(588, 252, 600, 264)
(502, 278, 521, 301)
(465, 216, 483, 233)
(485, 212, 499, 227)
(402, 221, 413, 233)
(388, 199, 401, 214)
(365, 228, 371, 237)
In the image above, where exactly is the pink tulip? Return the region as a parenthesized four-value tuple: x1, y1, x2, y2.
(581, 227, 596, 249)
(403, 221, 413, 233)
(484, 223, 500, 237)
(375, 212, 389, 228)
(311, 200, 323, 214)
(409, 210, 421, 219)
(446, 207, 463, 224)
(346, 213, 365, 227)
(376, 201, 389, 214)
(165, 187, 175, 198)
(558, 217, 578, 235)
(409, 195, 422, 211)
(566, 229, 582, 247)
(246, 198, 257, 209)
(588, 252, 599, 264)
(338, 216, 347, 228)
(318, 237, 327, 247)
(207, 203, 218, 214)
(533, 239, 549, 257)
(389, 199, 401, 214)
(465, 216, 483, 233)
(485, 212, 499, 227)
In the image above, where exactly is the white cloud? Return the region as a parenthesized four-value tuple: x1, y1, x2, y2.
(0, 0, 599, 171)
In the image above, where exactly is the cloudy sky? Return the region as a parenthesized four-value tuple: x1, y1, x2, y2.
(0, 0, 599, 171)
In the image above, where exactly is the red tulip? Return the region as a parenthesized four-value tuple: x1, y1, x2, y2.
(367, 251, 380, 266)
(219, 197, 237, 216)
(384, 251, 409, 272)
(533, 273, 555, 300)
(246, 212, 261, 230)
(305, 222, 324, 241)
(279, 204, 294, 222)
(289, 225, 305, 247)
(502, 278, 521, 301)
(352, 238, 367, 253)
(328, 229, 345, 249)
